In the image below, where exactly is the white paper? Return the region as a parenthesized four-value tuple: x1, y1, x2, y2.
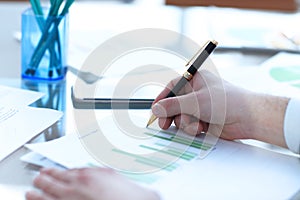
(23, 121, 215, 186)
(155, 139, 300, 200)
(0, 106, 62, 161)
(21, 113, 300, 199)
(23, 134, 300, 199)
(21, 152, 66, 169)
(259, 52, 300, 99)
(24, 128, 214, 166)
(24, 134, 99, 169)
(0, 85, 43, 106)
(0, 84, 62, 161)
(0, 184, 32, 200)
(218, 53, 300, 99)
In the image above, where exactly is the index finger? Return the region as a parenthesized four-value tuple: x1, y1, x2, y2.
(152, 76, 181, 105)
(153, 72, 203, 105)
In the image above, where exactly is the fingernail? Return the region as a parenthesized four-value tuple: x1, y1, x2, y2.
(152, 104, 165, 117)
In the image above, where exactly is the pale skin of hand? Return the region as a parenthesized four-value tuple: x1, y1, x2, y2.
(151, 70, 289, 148)
(26, 168, 160, 200)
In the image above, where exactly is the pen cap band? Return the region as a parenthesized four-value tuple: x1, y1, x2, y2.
(183, 71, 193, 81)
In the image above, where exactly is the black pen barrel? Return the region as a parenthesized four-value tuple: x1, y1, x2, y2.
(166, 77, 189, 98)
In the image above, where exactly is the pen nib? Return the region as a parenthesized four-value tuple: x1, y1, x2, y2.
(146, 114, 157, 128)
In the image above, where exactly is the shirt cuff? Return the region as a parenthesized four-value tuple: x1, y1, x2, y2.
(284, 98, 300, 154)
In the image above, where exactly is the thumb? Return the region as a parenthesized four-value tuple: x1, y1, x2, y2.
(152, 93, 200, 118)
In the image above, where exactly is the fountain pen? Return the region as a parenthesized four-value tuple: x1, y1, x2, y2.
(146, 40, 218, 127)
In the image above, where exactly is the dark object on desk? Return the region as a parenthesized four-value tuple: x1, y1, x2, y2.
(166, 0, 297, 12)
(215, 46, 300, 55)
(71, 87, 154, 109)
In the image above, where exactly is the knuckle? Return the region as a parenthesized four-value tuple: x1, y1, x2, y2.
(77, 169, 91, 183)
(33, 175, 44, 188)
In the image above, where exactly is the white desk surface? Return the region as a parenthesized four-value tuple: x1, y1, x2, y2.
(0, 1, 299, 199)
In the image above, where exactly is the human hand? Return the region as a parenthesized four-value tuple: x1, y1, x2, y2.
(26, 168, 160, 200)
(151, 70, 289, 147)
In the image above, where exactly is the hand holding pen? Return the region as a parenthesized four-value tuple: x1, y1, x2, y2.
(146, 40, 218, 127)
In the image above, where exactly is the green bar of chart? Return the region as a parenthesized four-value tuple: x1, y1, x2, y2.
(106, 128, 215, 185)
(112, 148, 177, 172)
(139, 144, 194, 161)
(144, 131, 212, 151)
(270, 67, 300, 83)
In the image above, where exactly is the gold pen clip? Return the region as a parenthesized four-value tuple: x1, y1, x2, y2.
(185, 40, 210, 67)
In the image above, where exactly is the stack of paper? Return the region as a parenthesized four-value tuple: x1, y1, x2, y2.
(0, 85, 63, 161)
(22, 125, 216, 185)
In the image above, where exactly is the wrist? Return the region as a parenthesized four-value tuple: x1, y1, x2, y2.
(246, 93, 289, 147)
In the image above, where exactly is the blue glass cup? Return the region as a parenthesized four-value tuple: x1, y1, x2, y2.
(21, 8, 68, 81)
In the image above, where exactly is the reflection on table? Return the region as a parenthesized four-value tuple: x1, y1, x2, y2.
(21, 79, 66, 141)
